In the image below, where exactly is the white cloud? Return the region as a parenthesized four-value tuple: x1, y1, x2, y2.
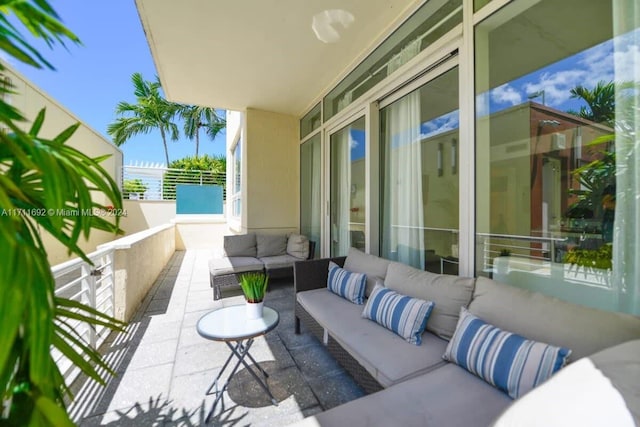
(519, 31, 640, 109)
(419, 111, 459, 140)
(476, 92, 490, 117)
(612, 43, 640, 84)
(523, 69, 588, 105)
(491, 84, 522, 105)
(349, 133, 359, 149)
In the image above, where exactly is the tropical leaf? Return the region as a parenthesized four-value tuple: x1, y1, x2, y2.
(177, 104, 226, 157)
(107, 73, 180, 165)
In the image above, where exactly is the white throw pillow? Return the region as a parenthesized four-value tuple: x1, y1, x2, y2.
(286, 234, 309, 259)
(491, 358, 635, 427)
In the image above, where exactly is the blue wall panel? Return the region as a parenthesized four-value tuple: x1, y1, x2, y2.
(176, 184, 223, 214)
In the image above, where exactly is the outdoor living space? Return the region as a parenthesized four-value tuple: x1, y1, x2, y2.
(4, 0, 639, 425)
(72, 249, 364, 426)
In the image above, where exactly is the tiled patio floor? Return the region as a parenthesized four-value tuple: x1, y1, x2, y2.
(74, 250, 364, 426)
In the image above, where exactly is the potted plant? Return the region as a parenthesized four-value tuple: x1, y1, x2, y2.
(239, 272, 269, 319)
(499, 249, 512, 257)
(494, 249, 512, 276)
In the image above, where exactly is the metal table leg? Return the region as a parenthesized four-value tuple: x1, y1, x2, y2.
(205, 338, 278, 423)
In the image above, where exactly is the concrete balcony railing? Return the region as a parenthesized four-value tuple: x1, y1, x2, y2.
(52, 224, 176, 385)
(98, 223, 176, 321)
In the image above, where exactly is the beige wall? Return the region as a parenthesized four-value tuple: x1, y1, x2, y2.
(120, 200, 176, 235)
(244, 108, 299, 234)
(174, 217, 230, 250)
(2, 64, 124, 266)
(101, 224, 175, 321)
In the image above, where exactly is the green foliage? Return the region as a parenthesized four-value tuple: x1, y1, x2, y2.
(1, 109, 126, 426)
(498, 249, 511, 257)
(566, 136, 616, 220)
(163, 155, 226, 200)
(122, 179, 148, 199)
(567, 80, 616, 126)
(177, 105, 225, 157)
(239, 272, 268, 303)
(168, 154, 226, 173)
(563, 244, 612, 270)
(0, 2, 126, 425)
(107, 73, 179, 166)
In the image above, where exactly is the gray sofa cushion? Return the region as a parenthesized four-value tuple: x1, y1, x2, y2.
(223, 233, 257, 257)
(291, 363, 511, 427)
(590, 339, 640, 424)
(297, 288, 447, 387)
(384, 262, 475, 339)
(469, 277, 640, 360)
(287, 234, 309, 259)
(259, 254, 299, 271)
(343, 248, 392, 297)
(256, 234, 287, 258)
(208, 257, 263, 276)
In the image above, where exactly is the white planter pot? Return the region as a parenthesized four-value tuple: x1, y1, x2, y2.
(246, 301, 264, 320)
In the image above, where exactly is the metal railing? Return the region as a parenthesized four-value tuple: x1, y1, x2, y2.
(477, 232, 567, 271)
(52, 247, 115, 385)
(122, 165, 226, 201)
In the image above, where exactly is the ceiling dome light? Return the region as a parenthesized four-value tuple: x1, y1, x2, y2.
(312, 9, 355, 44)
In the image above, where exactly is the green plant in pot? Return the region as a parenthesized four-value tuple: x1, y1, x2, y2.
(239, 272, 268, 319)
(499, 249, 512, 257)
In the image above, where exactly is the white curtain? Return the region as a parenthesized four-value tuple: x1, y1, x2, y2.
(384, 39, 424, 268)
(310, 139, 321, 255)
(332, 129, 351, 256)
(613, 1, 640, 315)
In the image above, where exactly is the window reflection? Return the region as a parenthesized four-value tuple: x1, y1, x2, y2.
(475, 0, 639, 313)
(380, 67, 460, 272)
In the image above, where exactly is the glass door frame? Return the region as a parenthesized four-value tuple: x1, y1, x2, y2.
(323, 106, 379, 258)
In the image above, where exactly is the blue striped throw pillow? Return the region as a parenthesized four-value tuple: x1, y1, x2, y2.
(362, 284, 435, 345)
(443, 308, 571, 399)
(327, 261, 367, 304)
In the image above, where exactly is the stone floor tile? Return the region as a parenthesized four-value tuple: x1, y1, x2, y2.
(126, 339, 178, 370)
(288, 344, 343, 382)
(74, 250, 365, 426)
(173, 341, 231, 377)
(307, 371, 366, 410)
(101, 363, 173, 414)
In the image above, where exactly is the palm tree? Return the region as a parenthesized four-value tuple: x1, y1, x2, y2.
(107, 73, 179, 165)
(568, 80, 616, 126)
(179, 105, 225, 157)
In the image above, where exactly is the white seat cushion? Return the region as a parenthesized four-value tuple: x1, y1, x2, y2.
(259, 254, 299, 271)
(297, 288, 448, 387)
(290, 364, 511, 427)
(208, 257, 263, 276)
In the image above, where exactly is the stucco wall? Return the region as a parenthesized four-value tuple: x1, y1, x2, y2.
(2, 64, 124, 266)
(120, 200, 177, 235)
(174, 217, 230, 250)
(101, 224, 176, 321)
(245, 108, 299, 234)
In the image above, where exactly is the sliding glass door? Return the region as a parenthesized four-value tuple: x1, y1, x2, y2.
(330, 117, 366, 256)
(380, 66, 460, 272)
(300, 134, 321, 258)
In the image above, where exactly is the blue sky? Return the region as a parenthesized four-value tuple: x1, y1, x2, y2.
(4, 1, 226, 166)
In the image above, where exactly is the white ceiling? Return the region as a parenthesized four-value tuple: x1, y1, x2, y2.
(136, 0, 423, 116)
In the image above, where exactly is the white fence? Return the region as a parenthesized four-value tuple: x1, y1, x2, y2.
(52, 247, 115, 385)
(122, 165, 225, 201)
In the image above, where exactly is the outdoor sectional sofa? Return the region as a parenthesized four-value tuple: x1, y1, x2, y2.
(208, 233, 314, 300)
(292, 248, 640, 426)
